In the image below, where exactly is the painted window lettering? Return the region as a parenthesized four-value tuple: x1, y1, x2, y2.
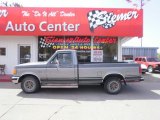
(87, 10, 139, 32)
(0, 9, 8, 17)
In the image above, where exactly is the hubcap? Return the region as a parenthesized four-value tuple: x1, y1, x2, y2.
(108, 81, 120, 92)
(148, 67, 153, 72)
(24, 80, 35, 90)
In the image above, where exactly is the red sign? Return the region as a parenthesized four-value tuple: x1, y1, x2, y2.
(0, 7, 143, 37)
(94, 36, 117, 44)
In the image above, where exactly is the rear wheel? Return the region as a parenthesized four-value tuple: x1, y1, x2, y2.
(104, 77, 122, 94)
(21, 76, 40, 93)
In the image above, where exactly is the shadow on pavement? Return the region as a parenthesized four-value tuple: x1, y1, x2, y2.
(153, 71, 160, 74)
(0, 82, 20, 89)
(1, 72, 160, 101)
(16, 82, 160, 101)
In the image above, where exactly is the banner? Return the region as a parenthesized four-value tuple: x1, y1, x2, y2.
(39, 36, 117, 50)
(0, 7, 143, 37)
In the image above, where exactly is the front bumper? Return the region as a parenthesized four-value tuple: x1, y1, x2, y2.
(125, 76, 144, 82)
(12, 76, 20, 84)
(154, 66, 160, 71)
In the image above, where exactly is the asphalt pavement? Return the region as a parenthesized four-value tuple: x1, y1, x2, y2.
(0, 72, 160, 120)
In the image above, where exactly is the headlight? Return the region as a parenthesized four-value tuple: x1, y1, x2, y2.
(12, 69, 17, 75)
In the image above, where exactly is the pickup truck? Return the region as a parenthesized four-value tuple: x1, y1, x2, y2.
(135, 56, 160, 73)
(12, 50, 144, 94)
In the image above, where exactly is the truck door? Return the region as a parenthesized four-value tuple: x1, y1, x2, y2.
(46, 52, 78, 86)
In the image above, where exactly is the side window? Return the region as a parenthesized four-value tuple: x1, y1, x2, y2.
(50, 55, 58, 64)
(58, 53, 72, 65)
(135, 58, 138, 61)
(139, 58, 142, 61)
(142, 58, 146, 62)
(0, 48, 6, 56)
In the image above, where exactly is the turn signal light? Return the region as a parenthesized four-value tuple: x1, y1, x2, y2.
(12, 69, 17, 75)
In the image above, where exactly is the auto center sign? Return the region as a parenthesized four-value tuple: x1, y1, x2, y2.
(0, 7, 143, 37)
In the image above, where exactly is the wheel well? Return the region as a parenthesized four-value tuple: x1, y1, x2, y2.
(103, 74, 125, 84)
(19, 74, 40, 83)
(148, 65, 153, 68)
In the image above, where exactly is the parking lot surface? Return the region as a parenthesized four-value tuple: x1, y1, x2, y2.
(0, 72, 160, 120)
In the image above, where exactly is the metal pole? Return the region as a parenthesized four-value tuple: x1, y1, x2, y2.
(141, 0, 143, 9)
(140, 0, 143, 47)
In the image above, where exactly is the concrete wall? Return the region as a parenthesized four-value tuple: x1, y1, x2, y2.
(118, 37, 132, 61)
(0, 36, 38, 74)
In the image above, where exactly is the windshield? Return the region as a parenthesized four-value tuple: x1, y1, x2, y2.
(147, 58, 160, 62)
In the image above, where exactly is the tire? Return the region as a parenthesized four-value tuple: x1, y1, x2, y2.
(147, 66, 154, 73)
(104, 77, 122, 94)
(142, 72, 146, 74)
(21, 76, 40, 93)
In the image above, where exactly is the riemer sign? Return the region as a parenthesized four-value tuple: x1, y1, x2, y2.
(0, 7, 143, 37)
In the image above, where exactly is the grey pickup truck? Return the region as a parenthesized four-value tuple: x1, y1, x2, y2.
(12, 50, 144, 94)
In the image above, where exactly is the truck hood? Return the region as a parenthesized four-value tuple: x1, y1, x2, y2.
(15, 62, 48, 68)
(147, 62, 160, 65)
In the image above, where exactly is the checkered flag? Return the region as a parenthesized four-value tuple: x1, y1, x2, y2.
(87, 10, 116, 32)
(39, 37, 54, 48)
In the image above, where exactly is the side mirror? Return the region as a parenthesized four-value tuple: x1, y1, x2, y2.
(55, 59, 59, 71)
(55, 59, 59, 64)
(50, 58, 59, 64)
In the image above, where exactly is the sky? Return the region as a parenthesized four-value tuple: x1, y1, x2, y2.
(1, 0, 160, 52)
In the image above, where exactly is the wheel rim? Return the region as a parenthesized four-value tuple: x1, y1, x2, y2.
(148, 66, 153, 73)
(24, 80, 35, 91)
(108, 81, 120, 93)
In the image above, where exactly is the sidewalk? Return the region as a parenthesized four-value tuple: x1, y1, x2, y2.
(0, 74, 12, 82)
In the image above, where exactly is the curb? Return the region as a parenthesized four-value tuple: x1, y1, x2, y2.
(0, 79, 12, 82)
(0, 75, 12, 82)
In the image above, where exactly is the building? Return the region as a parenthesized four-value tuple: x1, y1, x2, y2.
(0, 7, 143, 74)
(122, 47, 158, 60)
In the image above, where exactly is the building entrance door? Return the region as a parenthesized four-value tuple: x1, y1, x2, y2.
(19, 45, 31, 64)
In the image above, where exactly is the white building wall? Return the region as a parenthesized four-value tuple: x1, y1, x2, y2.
(118, 38, 122, 61)
(0, 36, 38, 74)
(0, 36, 127, 74)
(118, 37, 132, 61)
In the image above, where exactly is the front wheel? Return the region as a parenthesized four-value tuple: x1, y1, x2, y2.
(104, 77, 122, 94)
(148, 66, 154, 73)
(21, 76, 40, 93)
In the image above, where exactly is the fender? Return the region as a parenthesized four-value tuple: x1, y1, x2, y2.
(103, 73, 126, 85)
(18, 72, 41, 83)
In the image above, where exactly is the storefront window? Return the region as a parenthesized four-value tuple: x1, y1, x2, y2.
(93, 36, 118, 62)
(38, 36, 118, 63)
(0, 48, 6, 56)
(19, 45, 31, 64)
(38, 36, 91, 62)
